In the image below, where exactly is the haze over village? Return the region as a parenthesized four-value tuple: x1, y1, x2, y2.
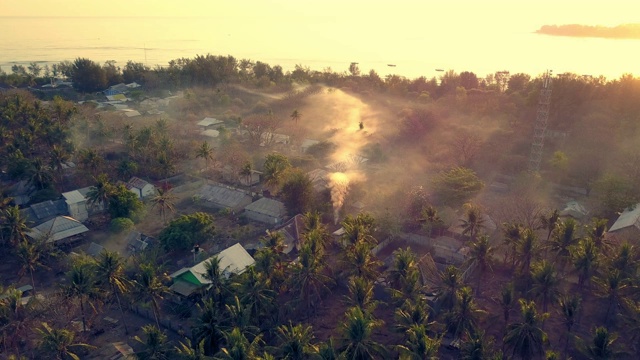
(1, 1, 640, 360)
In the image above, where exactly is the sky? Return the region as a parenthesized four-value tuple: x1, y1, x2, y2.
(4, 0, 639, 28)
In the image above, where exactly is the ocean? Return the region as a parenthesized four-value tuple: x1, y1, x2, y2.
(1, 16, 638, 80)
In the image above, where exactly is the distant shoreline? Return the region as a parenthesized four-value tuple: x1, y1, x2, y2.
(536, 23, 640, 40)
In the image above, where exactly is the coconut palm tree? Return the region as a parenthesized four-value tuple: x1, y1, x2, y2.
(224, 296, 259, 339)
(262, 153, 291, 191)
(134, 324, 173, 360)
(64, 262, 98, 333)
(86, 174, 114, 211)
(396, 324, 440, 360)
(338, 306, 387, 360)
(151, 187, 177, 225)
(195, 141, 214, 171)
(341, 241, 382, 282)
(288, 245, 333, 316)
(558, 294, 580, 359)
(504, 299, 549, 360)
(15, 238, 49, 293)
(497, 282, 516, 352)
(48, 144, 71, 184)
(576, 327, 626, 360)
(238, 267, 277, 328)
(275, 322, 318, 359)
(26, 157, 54, 190)
(610, 242, 638, 280)
(202, 256, 229, 309)
(192, 298, 225, 356)
(239, 161, 253, 191)
(517, 228, 540, 284)
(445, 287, 486, 341)
(530, 260, 560, 313)
(318, 338, 338, 360)
(36, 322, 93, 360)
(466, 235, 495, 297)
(116, 158, 138, 180)
(502, 222, 524, 269)
(216, 327, 263, 360)
(539, 209, 560, 256)
(1, 205, 29, 247)
(419, 205, 444, 237)
(587, 218, 609, 251)
(394, 298, 435, 335)
(549, 218, 580, 276)
(135, 263, 169, 329)
(0, 287, 35, 354)
(387, 247, 423, 303)
(94, 250, 131, 334)
(573, 237, 600, 292)
(593, 268, 629, 327)
(460, 203, 485, 241)
(434, 265, 463, 313)
(77, 148, 103, 178)
(175, 338, 214, 360)
(346, 276, 377, 311)
(460, 329, 497, 360)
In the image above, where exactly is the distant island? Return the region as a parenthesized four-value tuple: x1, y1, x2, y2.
(536, 23, 640, 39)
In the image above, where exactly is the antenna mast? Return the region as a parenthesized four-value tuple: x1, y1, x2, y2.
(528, 70, 553, 173)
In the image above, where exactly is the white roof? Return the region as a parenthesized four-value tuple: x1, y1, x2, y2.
(559, 200, 588, 219)
(197, 117, 223, 127)
(176, 243, 255, 283)
(245, 197, 286, 218)
(62, 190, 86, 204)
(123, 110, 141, 117)
(609, 204, 640, 232)
(197, 184, 252, 209)
(201, 129, 220, 138)
(28, 216, 89, 242)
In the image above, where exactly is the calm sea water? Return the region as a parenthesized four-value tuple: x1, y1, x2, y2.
(1, 16, 638, 80)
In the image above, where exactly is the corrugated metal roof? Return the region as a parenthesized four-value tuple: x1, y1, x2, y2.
(609, 204, 640, 232)
(62, 190, 86, 204)
(245, 197, 285, 218)
(197, 184, 251, 209)
(128, 177, 151, 190)
(174, 243, 255, 286)
(30, 200, 67, 220)
(197, 117, 223, 127)
(28, 216, 89, 242)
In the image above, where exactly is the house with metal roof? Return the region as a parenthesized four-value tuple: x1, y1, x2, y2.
(27, 216, 89, 244)
(195, 184, 253, 212)
(275, 214, 305, 255)
(197, 117, 224, 129)
(169, 243, 254, 297)
(244, 197, 286, 225)
(20, 199, 68, 226)
(608, 204, 640, 242)
(62, 186, 104, 222)
(127, 177, 155, 198)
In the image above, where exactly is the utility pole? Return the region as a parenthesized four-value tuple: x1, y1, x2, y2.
(528, 70, 553, 173)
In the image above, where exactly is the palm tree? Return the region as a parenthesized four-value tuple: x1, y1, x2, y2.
(503, 299, 548, 360)
(151, 187, 177, 224)
(549, 218, 580, 276)
(15, 238, 48, 293)
(134, 324, 173, 360)
(530, 260, 560, 313)
(86, 174, 114, 211)
(49, 144, 71, 184)
(36, 322, 93, 360)
(539, 209, 560, 256)
(116, 158, 138, 180)
(558, 294, 580, 359)
(64, 262, 98, 333)
(216, 327, 263, 360)
(224, 296, 259, 339)
(466, 235, 495, 297)
(1, 205, 29, 247)
(460, 203, 485, 241)
(77, 148, 103, 178)
(239, 161, 253, 190)
(290, 109, 301, 125)
(202, 257, 229, 308)
(573, 237, 600, 292)
(396, 324, 440, 360)
(26, 157, 54, 190)
(587, 218, 609, 251)
(193, 298, 226, 356)
(593, 268, 629, 327)
(318, 338, 338, 360)
(341, 241, 382, 282)
(288, 245, 333, 315)
(517, 228, 539, 283)
(387, 247, 423, 303)
(576, 327, 626, 360)
(394, 298, 435, 335)
(346, 276, 377, 311)
(419, 205, 444, 237)
(175, 338, 214, 360)
(610, 242, 638, 280)
(502, 222, 524, 268)
(445, 287, 486, 340)
(94, 250, 131, 335)
(135, 263, 169, 329)
(434, 265, 463, 313)
(460, 329, 497, 360)
(262, 153, 291, 191)
(275, 322, 318, 359)
(238, 267, 277, 328)
(338, 306, 387, 360)
(497, 283, 516, 351)
(196, 141, 214, 171)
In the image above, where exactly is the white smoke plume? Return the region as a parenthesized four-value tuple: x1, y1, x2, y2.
(329, 172, 350, 224)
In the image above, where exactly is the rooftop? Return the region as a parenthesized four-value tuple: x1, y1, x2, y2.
(609, 204, 640, 233)
(28, 216, 89, 243)
(62, 190, 86, 204)
(128, 177, 152, 190)
(196, 184, 252, 209)
(198, 117, 224, 127)
(245, 197, 286, 218)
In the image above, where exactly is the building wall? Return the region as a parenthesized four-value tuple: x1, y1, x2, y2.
(244, 209, 282, 225)
(141, 184, 155, 198)
(67, 202, 88, 222)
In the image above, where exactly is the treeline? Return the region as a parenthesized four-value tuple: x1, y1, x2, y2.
(537, 23, 640, 39)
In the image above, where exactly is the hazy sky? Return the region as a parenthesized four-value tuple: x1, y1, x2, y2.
(5, 0, 639, 29)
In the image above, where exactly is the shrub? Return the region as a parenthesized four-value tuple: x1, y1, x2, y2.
(110, 217, 134, 233)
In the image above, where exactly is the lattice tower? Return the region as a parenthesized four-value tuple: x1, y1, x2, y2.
(528, 70, 552, 172)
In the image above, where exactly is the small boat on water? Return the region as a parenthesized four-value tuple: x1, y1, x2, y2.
(387, 64, 396, 67)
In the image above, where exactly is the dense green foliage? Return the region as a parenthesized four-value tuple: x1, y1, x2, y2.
(158, 212, 215, 251)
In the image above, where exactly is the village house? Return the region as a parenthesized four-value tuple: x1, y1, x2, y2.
(275, 214, 305, 256)
(126, 177, 156, 198)
(197, 117, 224, 130)
(607, 203, 640, 243)
(20, 199, 68, 226)
(62, 186, 104, 222)
(169, 243, 255, 298)
(244, 197, 287, 225)
(195, 184, 253, 213)
(27, 216, 89, 245)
